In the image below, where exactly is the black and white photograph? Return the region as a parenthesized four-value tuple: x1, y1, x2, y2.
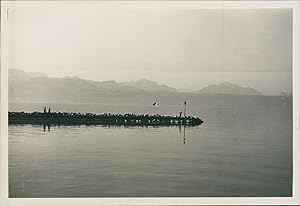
(1, 0, 300, 205)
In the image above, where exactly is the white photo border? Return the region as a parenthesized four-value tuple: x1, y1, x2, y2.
(1, 1, 299, 205)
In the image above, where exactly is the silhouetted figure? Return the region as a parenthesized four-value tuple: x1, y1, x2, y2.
(179, 110, 182, 117)
(44, 107, 47, 113)
(48, 108, 51, 114)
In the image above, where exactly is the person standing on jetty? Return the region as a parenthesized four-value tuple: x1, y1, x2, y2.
(44, 107, 47, 113)
(48, 108, 51, 114)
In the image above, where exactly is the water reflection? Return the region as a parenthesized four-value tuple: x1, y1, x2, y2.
(42, 124, 191, 144)
(178, 125, 186, 144)
(184, 126, 186, 144)
(43, 124, 51, 132)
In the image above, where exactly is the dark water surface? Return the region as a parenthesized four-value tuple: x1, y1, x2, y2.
(9, 95, 293, 197)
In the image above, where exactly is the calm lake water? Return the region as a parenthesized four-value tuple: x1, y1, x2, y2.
(9, 95, 293, 197)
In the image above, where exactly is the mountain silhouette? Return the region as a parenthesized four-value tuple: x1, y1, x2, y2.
(9, 69, 266, 104)
(8, 69, 177, 103)
(120, 78, 177, 93)
(197, 82, 261, 95)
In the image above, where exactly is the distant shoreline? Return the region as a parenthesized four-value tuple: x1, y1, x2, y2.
(8, 93, 292, 105)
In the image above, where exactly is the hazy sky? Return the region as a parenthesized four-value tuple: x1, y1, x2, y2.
(8, 3, 292, 94)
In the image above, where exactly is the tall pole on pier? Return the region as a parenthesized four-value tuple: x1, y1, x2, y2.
(184, 101, 187, 117)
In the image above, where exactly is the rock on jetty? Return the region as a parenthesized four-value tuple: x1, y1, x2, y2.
(9, 112, 203, 126)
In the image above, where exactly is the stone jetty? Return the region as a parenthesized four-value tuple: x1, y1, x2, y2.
(9, 111, 203, 126)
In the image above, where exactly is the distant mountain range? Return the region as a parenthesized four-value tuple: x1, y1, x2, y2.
(120, 78, 177, 93)
(9, 69, 177, 93)
(197, 82, 262, 95)
(9, 69, 264, 103)
(8, 69, 178, 103)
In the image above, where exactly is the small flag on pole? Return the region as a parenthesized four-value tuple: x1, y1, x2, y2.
(153, 102, 158, 107)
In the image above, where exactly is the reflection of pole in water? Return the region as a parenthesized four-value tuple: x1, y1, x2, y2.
(48, 124, 50, 132)
(178, 125, 186, 144)
(43, 124, 46, 132)
(183, 125, 186, 144)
